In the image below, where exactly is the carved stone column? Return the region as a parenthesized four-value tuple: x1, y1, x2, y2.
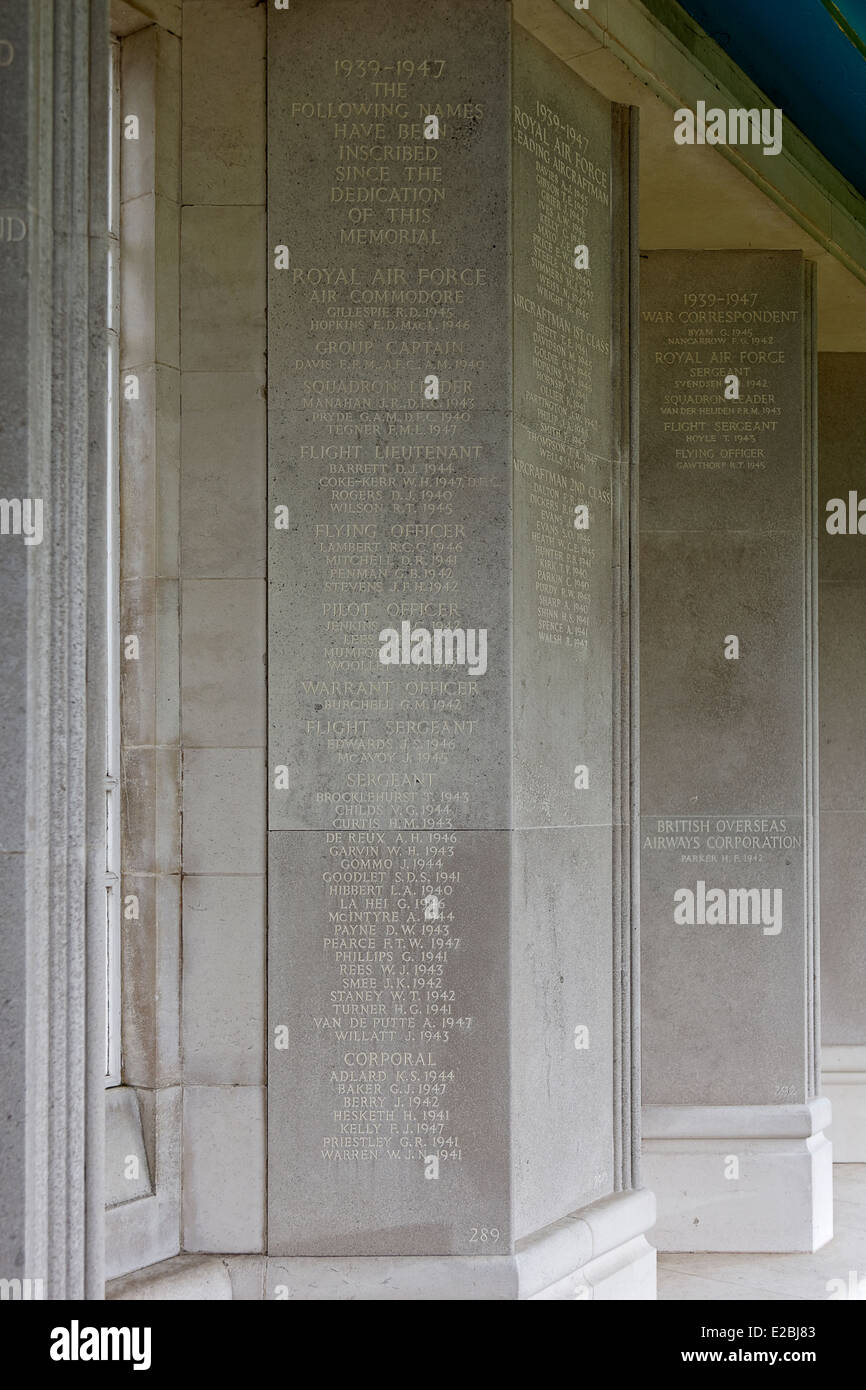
(265, 0, 652, 1299)
(0, 0, 108, 1299)
(640, 249, 829, 1252)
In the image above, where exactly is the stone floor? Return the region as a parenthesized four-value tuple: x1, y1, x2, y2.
(657, 1165, 866, 1300)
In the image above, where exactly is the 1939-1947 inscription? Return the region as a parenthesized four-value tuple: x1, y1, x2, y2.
(267, 0, 626, 1256)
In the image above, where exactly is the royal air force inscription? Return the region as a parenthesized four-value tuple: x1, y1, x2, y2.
(274, 39, 604, 1190)
(279, 63, 496, 827)
(640, 259, 807, 944)
(277, 81, 608, 819)
(272, 47, 508, 1191)
(268, 2, 628, 1253)
(513, 94, 610, 660)
(641, 293, 793, 465)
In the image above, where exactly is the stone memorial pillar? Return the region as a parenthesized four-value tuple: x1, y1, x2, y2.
(0, 0, 108, 1297)
(266, 0, 653, 1298)
(640, 250, 829, 1251)
(818, 354, 866, 1161)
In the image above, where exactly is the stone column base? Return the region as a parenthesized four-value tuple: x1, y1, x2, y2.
(107, 1254, 233, 1300)
(105, 1193, 657, 1300)
(642, 1099, 833, 1252)
(265, 1190, 657, 1300)
(822, 1046, 866, 1161)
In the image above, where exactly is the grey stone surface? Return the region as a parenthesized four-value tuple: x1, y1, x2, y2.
(269, 828, 511, 1256)
(180, 205, 266, 372)
(640, 251, 817, 1108)
(267, 1, 636, 1260)
(266, 413, 512, 832)
(265, 1188, 656, 1299)
(182, 0, 266, 206)
(643, 1099, 832, 1252)
(641, 830, 807, 1104)
(120, 577, 180, 748)
(268, 0, 512, 1253)
(121, 746, 181, 875)
(182, 1085, 266, 1253)
(180, 579, 266, 747)
(0, 2, 31, 207)
(112, 0, 181, 37)
(182, 875, 266, 1084)
(222, 1254, 266, 1301)
(0, 850, 26, 1275)
(819, 354, 866, 1045)
(107, 1253, 232, 1301)
(0, 0, 110, 1295)
(111, 9, 186, 1292)
(0, 0, 31, 860)
(512, 25, 618, 833)
(121, 194, 180, 370)
(819, 581, 866, 813)
(180, 372, 266, 578)
(512, 826, 615, 1237)
(182, 748, 266, 874)
(120, 24, 181, 205)
(105, 1088, 153, 1207)
(267, 0, 511, 837)
(818, 814, 866, 1042)
(818, 354, 866, 586)
(639, 252, 806, 537)
(510, 24, 629, 1236)
(119, 364, 180, 581)
(121, 872, 181, 1089)
(640, 531, 805, 813)
(105, 1086, 182, 1282)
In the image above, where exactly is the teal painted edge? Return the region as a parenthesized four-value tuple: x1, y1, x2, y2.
(818, 0, 866, 66)
(633, 0, 866, 220)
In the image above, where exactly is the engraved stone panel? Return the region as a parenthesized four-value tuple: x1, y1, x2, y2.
(640, 250, 817, 1107)
(268, 0, 636, 1256)
(267, 0, 511, 837)
(510, 24, 629, 1238)
(512, 24, 616, 833)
